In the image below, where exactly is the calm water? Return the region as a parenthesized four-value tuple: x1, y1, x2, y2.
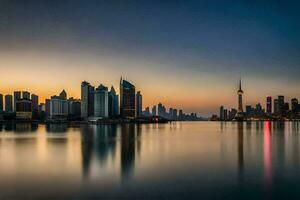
(1, 121, 300, 199)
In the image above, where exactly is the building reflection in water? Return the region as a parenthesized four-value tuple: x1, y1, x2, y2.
(264, 121, 272, 191)
(46, 123, 68, 133)
(81, 125, 94, 178)
(80, 124, 140, 182)
(121, 124, 137, 182)
(237, 122, 244, 182)
(0, 122, 38, 133)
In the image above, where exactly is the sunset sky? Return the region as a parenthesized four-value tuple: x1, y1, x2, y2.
(1, 0, 300, 116)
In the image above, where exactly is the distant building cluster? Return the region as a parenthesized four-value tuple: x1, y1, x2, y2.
(217, 79, 300, 121)
(143, 102, 200, 121)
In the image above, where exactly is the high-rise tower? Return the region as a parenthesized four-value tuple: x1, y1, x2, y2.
(237, 78, 244, 113)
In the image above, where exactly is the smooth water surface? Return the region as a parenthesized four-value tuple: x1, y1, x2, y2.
(0, 121, 300, 199)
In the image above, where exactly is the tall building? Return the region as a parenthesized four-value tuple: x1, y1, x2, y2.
(136, 91, 142, 118)
(0, 94, 3, 112)
(45, 99, 51, 118)
(81, 81, 94, 118)
(120, 78, 136, 118)
(16, 98, 32, 119)
(144, 107, 150, 117)
(237, 78, 244, 113)
(108, 86, 119, 117)
(220, 106, 224, 120)
(94, 84, 109, 118)
(223, 109, 228, 120)
(60, 90, 67, 100)
(266, 96, 272, 115)
(291, 98, 299, 112)
(278, 95, 285, 117)
(5, 95, 13, 112)
(68, 98, 81, 118)
(22, 91, 30, 100)
(179, 109, 183, 120)
(50, 92, 68, 118)
(157, 103, 163, 116)
(13, 91, 21, 111)
(274, 99, 279, 114)
(31, 94, 39, 119)
(169, 108, 173, 119)
(152, 105, 157, 116)
(172, 109, 178, 119)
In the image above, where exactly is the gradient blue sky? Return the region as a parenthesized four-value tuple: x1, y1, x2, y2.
(0, 0, 300, 116)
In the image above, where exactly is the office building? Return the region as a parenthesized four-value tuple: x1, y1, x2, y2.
(94, 84, 108, 118)
(291, 98, 299, 112)
(67, 98, 81, 118)
(136, 91, 142, 118)
(13, 91, 21, 111)
(223, 109, 228, 120)
(108, 86, 119, 117)
(31, 94, 39, 119)
(5, 95, 13, 112)
(16, 98, 32, 119)
(220, 106, 224, 120)
(278, 95, 285, 116)
(22, 91, 30, 100)
(266, 96, 272, 115)
(152, 105, 157, 116)
(120, 77, 136, 118)
(0, 94, 3, 112)
(274, 99, 279, 114)
(172, 109, 178, 119)
(45, 99, 51, 118)
(60, 90, 67, 100)
(50, 91, 69, 118)
(179, 109, 183, 120)
(81, 81, 94, 118)
(143, 107, 150, 117)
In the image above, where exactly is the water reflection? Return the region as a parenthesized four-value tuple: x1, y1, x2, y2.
(1, 122, 300, 199)
(79, 124, 141, 182)
(0, 122, 38, 132)
(237, 122, 244, 182)
(264, 121, 272, 192)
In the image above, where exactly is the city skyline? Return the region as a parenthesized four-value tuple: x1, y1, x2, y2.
(1, 1, 300, 116)
(1, 77, 300, 117)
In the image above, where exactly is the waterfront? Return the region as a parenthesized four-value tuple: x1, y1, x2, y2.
(0, 121, 300, 199)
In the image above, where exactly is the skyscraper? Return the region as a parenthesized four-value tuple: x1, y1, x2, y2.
(45, 99, 51, 118)
(172, 109, 178, 119)
(274, 99, 279, 115)
(22, 91, 30, 100)
(68, 98, 81, 118)
(16, 98, 32, 119)
(266, 96, 272, 115)
(220, 106, 224, 120)
(81, 81, 94, 119)
(31, 94, 39, 119)
(94, 84, 109, 118)
(5, 95, 13, 112)
(60, 90, 67, 100)
(0, 94, 3, 112)
(108, 86, 119, 117)
(120, 77, 136, 118)
(152, 105, 157, 116)
(50, 91, 69, 118)
(136, 91, 142, 118)
(237, 78, 244, 113)
(13, 91, 21, 111)
(278, 95, 285, 117)
(291, 98, 299, 112)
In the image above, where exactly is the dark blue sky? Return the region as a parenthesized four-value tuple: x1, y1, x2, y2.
(1, 0, 300, 115)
